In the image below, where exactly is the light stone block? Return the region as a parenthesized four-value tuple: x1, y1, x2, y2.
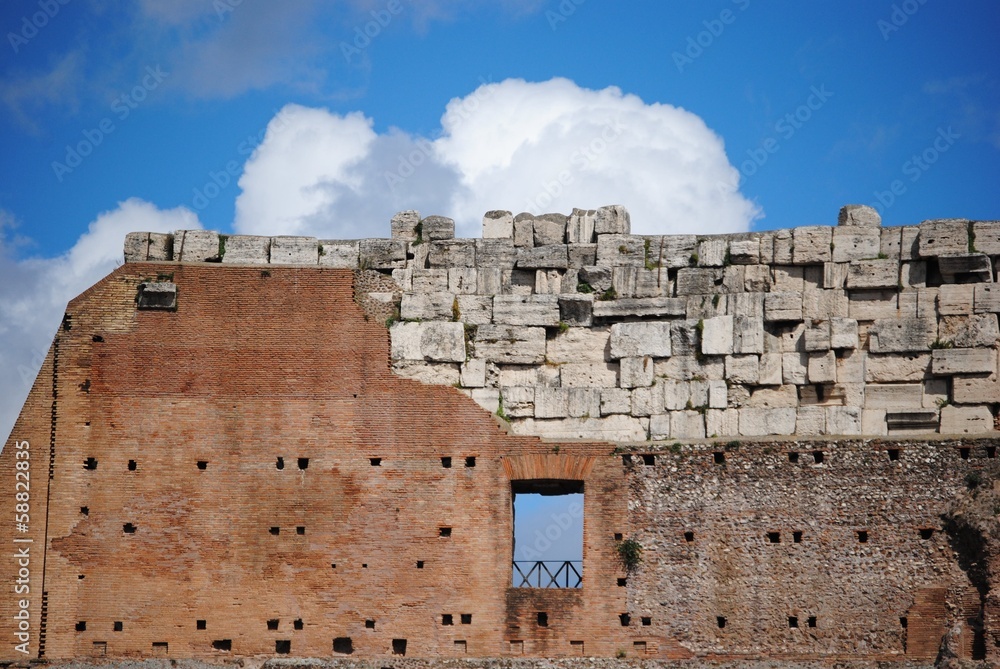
(662, 380, 690, 411)
(865, 353, 931, 383)
(620, 356, 654, 389)
(782, 352, 809, 385)
(460, 359, 486, 388)
(862, 409, 888, 436)
(649, 413, 671, 440)
(223, 235, 271, 264)
(631, 385, 664, 416)
(593, 297, 686, 319)
(609, 322, 672, 359)
(808, 351, 837, 384)
(838, 204, 882, 228)
(566, 208, 596, 244)
(830, 317, 859, 349)
(826, 406, 862, 435)
(793, 226, 833, 264)
(937, 284, 975, 316)
(796, 406, 826, 436)
(833, 228, 881, 262)
(501, 386, 535, 418)
(697, 237, 727, 266)
(868, 318, 934, 353)
(558, 294, 593, 327)
(804, 323, 831, 352)
(546, 326, 610, 364)
(455, 296, 493, 325)
(470, 388, 501, 413)
(270, 236, 318, 265)
(174, 229, 220, 262)
(401, 292, 455, 321)
(513, 216, 534, 248)
(390, 322, 466, 363)
(360, 238, 407, 269)
(655, 355, 724, 382)
(567, 243, 597, 269)
(701, 315, 734, 355)
(596, 234, 645, 267)
(824, 262, 849, 289)
(932, 348, 996, 376)
(846, 259, 899, 289)
(498, 365, 560, 388)
(918, 218, 970, 256)
(865, 383, 923, 409)
(972, 220, 1000, 254)
(594, 205, 631, 234)
(534, 388, 569, 418)
(476, 239, 518, 267)
(764, 292, 803, 322)
(517, 245, 569, 270)
(773, 265, 804, 292)
(492, 295, 560, 327)
(923, 379, 948, 409)
(686, 294, 728, 320)
(836, 349, 866, 384)
(744, 265, 771, 292)
(391, 210, 421, 241)
(758, 353, 783, 386)
(671, 411, 706, 439)
(448, 268, 477, 294)
(708, 380, 728, 409)
(772, 229, 793, 264)
(739, 408, 796, 436)
(729, 237, 760, 264)
(474, 325, 546, 365)
(412, 269, 449, 292)
(392, 361, 460, 386)
(600, 388, 632, 415)
(568, 388, 600, 418)
(733, 316, 765, 355)
(510, 415, 647, 441)
(705, 409, 739, 437)
(748, 385, 798, 409)
(421, 215, 455, 241)
(939, 314, 999, 348)
(726, 355, 760, 384)
(560, 362, 619, 388)
(732, 292, 765, 319)
(953, 368, 1000, 404)
(939, 405, 993, 434)
(319, 240, 359, 268)
(974, 284, 1000, 313)
(847, 290, 898, 320)
(428, 239, 475, 268)
(482, 210, 514, 239)
(938, 253, 992, 283)
(659, 235, 699, 269)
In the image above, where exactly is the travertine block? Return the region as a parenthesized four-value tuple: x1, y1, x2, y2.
(704, 408, 738, 437)
(932, 348, 996, 375)
(846, 259, 898, 289)
(900, 226, 920, 260)
(578, 266, 612, 293)
(611, 267, 637, 298)
(659, 235, 699, 269)
(474, 325, 546, 364)
(534, 388, 569, 418)
(634, 268, 666, 298)
(609, 322, 672, 358)
(731, 292, 765, 319)
(270, 236, 319, 265)
(560, 362, 619, 388)
(900, 261, 926, 289)
(847, 290, 897, 320)
(823, 262, 849, 289)
(937, 284, 975, 316)
(918, 218, 970, 256)
(830, 317, 859, 349)
(222, 235, 270, 264)
(708, 380, 728, 409)
(174, 229, 220, 262)
(319, 239, 358, 268)
(701, 315, 734, 355)
(972, 220, 1000, 254)
(865, 353, 931, 383)
(676, 268, 722, 295)
(862, 409, 888, 436)
(566, 208, 596, 244)
(600, 388, 632, 415)
(686, 294, 728, 320)
(594, 297, 686, 318)
(796, 406, 826, 435)
(476, 239, 517, 267)
(758, 353, 783, 385)
(501, 386, 535, 417)
(697, 237, 727, 266)
(655, 355, 724, 382)
(772, 266, 805, 292)
(534, 269, 562, 295)
(556, 295, 592, 326)
(568, 388, 600, 417)
(729, 237, 760, 264)
(808, 351, 837, 384)
(744, 265, 771, 291)
(826, 406, 862, 435)
(726, 355, 760, 384)
(401, 292, 455, 320)
(792, 226, 833, 264)
(748, 384, 798, 408)
(482, 210, 514, 239)
(733, 315, 764, 354)
(671, 411, 706, 439)
(838, 204, 881, 228)
(778, 323, 806, 352)
(938, 253, 992, 283)
(492, 295, 560, 326)
(620, 356, 654, 388)
(567, 243, 597, 268)
(469, 387, 500, 413)
(421, 215, 455, 241)
(631, 385, 664, 416)
(456, 296, 492, 324)
(662, 380, 689, 411)
(865, 383, 923, 409)
(360, 238, 407, 269)
(448, 268, 477, 294)
(513, 215, 534, 248)
(923, 379, 948, 408)
(460, 359, 486, 387)
(390, 322, 466, 363)
(764, 292, 803, 322)
(880, 226, 902, 259)
(412, 269, 449, 292)
(782, 352, 809, 385)
(594, 205, 631, 234)
(516, 245, 569, 269)
(392, 361, 460, 386)
(739, 408, 796, 436)
(868, 318, 934, 352)
(596, 234, 645, 267)
(833, 228, 880, 263)
(391, 210, 421, 241)
(510, 415, 647, 441)
(533, 214, 567, 246)
(939, 314, 999, 348)
(546, 326, 609, 364)
(939, 405, 993, 434)
(836, 349, 865, 384)
(772, 229, 793, 264)
(974, 284, 1000, 313)
(498, 365, 560, 388)
(804, 322, 831, 352)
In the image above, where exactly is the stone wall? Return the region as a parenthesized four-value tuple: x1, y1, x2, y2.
(125, 205, 1000, 442)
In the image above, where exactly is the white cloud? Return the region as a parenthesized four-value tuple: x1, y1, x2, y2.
(233, 78, 759, 238)
(0, 199, 201, 444)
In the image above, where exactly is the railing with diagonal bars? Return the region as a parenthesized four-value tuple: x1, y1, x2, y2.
(512, 560, 582, 588)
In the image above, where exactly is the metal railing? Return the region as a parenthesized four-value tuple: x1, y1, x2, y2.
(512, 560, 582, 588)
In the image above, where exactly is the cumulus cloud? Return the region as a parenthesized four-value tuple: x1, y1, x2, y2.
(0, 199, 200, 443)
(233, 78, 759, 238)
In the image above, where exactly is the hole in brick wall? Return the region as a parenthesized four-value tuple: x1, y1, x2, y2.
(642, 454, 655, 466)
(442, 614, 453, 626)
(684, 531, 695, 542)
(114, 621, 123, 632)
(370, 458, 382, 466)
(713, 452, 725, 464)
(570, 640, 584, 654)
(900, 616, 908, 628)
(128, 460, 137, 471)
(152, 642, 168, 654)
(461, 614, 472, 624)
(454, 640, 467, 653)
(296, 526, 305, 535)
(617, 578, 627, 587)
(767, 532, 781, 544)
(267, 619, 279, 631)
(920, 528, 935, 540)
(275, 640, 291, 654)
(619, 613, 631, 627)
(276, 457, 284, 470)
(441, 457, 452, 468)
(80, 379, 91, 393)
(717, 616, 727, 629)
(416, 561, 424, 569)
(621, 454, 632, 466)
(294, 619, 303, 630)
(333, 637, 353, 654)
(793, 531, 803, 543)
(392, 639, 407, 656)
(269, 527, 279, 536)
(788, 616, 798, 628)
(78, 574, 85, 579)
(76, 621, 87, 632)
(81, 506, 89, 516)
(439, 527, 452, 537)
(92, 335, 104, 343)
(641, 616, 651, 626)
(362, 563, 368, 568)
(331, 563, 336, 569)
(365, 620, 375, 629)
(197, 461, 208, 470)
(614, 533, 623, 541)
(813, 451, 824, 464)
(807, 616, 817, 628)
(788, 451, 799, 463)
(123, 523, 136, 534)
(888, 449, 900, 461)
(857, 530, 869, 543)
(298, 458, 309, 469)
(465, 456, 476, 467)
(537, 612, 548, 627)
(84, 458, 98, 470)
(197, 620, 206, 630)
(987, 446, 996, 459)
(212, 640, 232, 652)
(960, 447, 970, 460)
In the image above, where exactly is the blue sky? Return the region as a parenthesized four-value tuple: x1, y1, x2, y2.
(1, 0, 998, 440)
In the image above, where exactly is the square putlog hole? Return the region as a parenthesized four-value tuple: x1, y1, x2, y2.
(333, 638, 353, 655)
(392, 639, 407, 656)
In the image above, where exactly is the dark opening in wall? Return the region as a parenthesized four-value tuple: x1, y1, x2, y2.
(416, 561, 424, 569)
(362, 563, 368, 568)
(857, 530, 869, 543)
(788, 451, 799, 463)
(123, 523, 136, 534)
(296, 526, 305, 535)
(537, 612, 548, 627)
(717, 616, 727, 629)
(888, 449, 900, 461)
(465, 456, 476, 467)
(461, 614, 472, 624)
(767, 532, 781, 544)
(269, 527, 279, 536)
(442, 614, 453, 626)
(614, 533, 623, 541)
(455, 640, 467, 653)
(392, 639, 407, 656)
(84, 458, 98, 470)
(960, 447, 970, 460)
(511, 479, 584, 588)
(92, 335, 104, 343)
(267, 619, 279, 631)
(127, 460, 137, 471)
(331, 563, 336, 569)
(114, 622, 123, 632)
(212, 640, 231, 652)
(441, 457, 452, 468)
(293, 619, 303, 630)
(365, 620, 375, 629)
(78, 574, 85, 580)
(812, 450, 824, 464)
(276, 457, 284, 470)
(197, 620, 206, 630)
(439, 527, 452, 537)
(987, 446, 996, 459)
(298, 458, 309, 469)
(617, 578, 627, 587)
(370, 458, 381, 466)
(788, 616, 798, 628)
(920, 528, 935, 540)
(900, 616, 908, 629)
(807, 616, 817, 628)
(642, 454, 655, 466)
(333, 638, 353, 654)
(621, 454, 632, 466)
(713, 452, 725, 464)
(684, 531, 695, 542)
(619, 613, 631, 627)
(76, 621, 87, 632)
(275, 640, 291, 654)
(793, 531, 803, 543)
(641, 616, 651, 626)
(197, 461, 207, 470)
(80, 506, 89, 516)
